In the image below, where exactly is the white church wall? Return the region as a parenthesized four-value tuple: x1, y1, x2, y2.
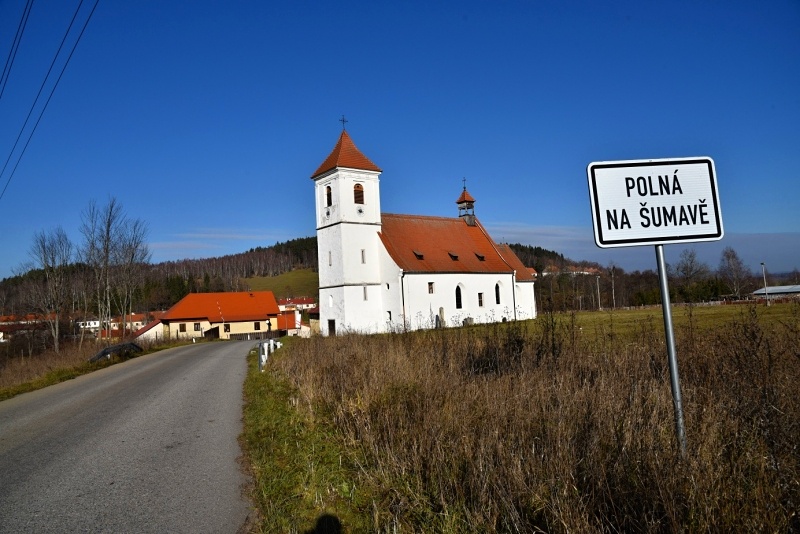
(316, 169, 381, 227)
(339, 170, 381, 222)
(339, 223, 383, 286)
(342, 284, 385, 334)
(319, 286, 343, 336)
(318, 222, 383, 286)
(321, 284, 387, 335)
(401, 272, 520, 329)
(514, 281, 537, 321)
(319, 221, 387, 336)
(315, 174, 347, 229)
(317, 223, 344, 289)
(377, 244, 404, 331)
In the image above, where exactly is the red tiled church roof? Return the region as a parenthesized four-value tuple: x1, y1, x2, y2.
(161, 291, 279, 323)
(378, 214, 535, 281)
(311, 130, 382, 178)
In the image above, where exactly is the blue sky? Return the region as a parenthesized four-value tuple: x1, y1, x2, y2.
(1, 0, 798, 280)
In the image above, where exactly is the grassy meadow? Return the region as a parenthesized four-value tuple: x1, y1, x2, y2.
(243, 302, 800, 532)
(244, 268, 319, 300)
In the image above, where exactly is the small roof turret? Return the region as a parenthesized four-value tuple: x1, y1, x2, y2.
(456, 181, 476, 223)
(456, 188, 475, 205)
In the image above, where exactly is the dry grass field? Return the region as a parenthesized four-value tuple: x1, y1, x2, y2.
(0, 342, 99, 399)
(0, 338, 188, 401)
(245, 302, 800, 532)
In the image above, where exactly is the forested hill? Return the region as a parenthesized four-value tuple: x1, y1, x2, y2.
(0, 237, 320, 314)
(507, 243, 574, 275)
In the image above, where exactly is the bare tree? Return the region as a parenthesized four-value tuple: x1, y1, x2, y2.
(28, 226, 73, 353)
(673, 249, 709, 281)
(671, 248, 711, 302)
(80, 198, 124, 342)
(112, 217, 151, 337)
(718, 246, 751, 299)
(70, 264, 94, 350)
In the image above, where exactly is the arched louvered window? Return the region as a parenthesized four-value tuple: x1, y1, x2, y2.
(495, 283, 501, 305)
(325, 186, 332, 207)
(354, 184, 364, 204)
(455, 286, 463, 309)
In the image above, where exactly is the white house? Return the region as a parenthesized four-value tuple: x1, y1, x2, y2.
(312, 130, 536, 336)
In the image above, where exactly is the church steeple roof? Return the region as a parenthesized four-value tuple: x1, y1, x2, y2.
(311, 130, 382, 178)
(456, 188, 475, 205)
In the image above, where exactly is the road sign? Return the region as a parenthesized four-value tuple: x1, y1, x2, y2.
(587, 157, 723, 248)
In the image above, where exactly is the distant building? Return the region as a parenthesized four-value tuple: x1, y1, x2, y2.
(752, 285, 800, 301)
(312, 130, 536, 335)
(0, 314, 48, 343)
(277, 297, 316, 312)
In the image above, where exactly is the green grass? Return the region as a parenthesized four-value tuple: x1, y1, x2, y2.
(241, 339, 373, 532)
(561, 301, 795, 339)
(244, 268, 319, 300)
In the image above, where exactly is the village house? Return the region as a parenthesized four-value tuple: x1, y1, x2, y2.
(312, 130, 537, 335)
(135, 291, 280, 342)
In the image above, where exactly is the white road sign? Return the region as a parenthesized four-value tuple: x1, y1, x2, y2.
(587, 157, 723, 248)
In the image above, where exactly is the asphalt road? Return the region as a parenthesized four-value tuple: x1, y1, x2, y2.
(0, 341, 255, 533)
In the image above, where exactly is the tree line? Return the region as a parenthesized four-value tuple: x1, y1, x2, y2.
(529, 245, 796, 313)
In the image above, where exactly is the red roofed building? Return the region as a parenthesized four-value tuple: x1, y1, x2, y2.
(312, 130, 536, 335)
(146, 291, 280, 341)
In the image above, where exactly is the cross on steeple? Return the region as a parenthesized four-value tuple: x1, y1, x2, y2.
(339, 115, 348, 131)
(462, 177, 467, 190)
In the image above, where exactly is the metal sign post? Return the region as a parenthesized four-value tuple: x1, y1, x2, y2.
(587, 157, 722, 456)
(655, 244, 686, 455)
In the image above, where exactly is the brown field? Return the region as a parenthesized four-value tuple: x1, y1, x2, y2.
(0, 338, 189, 401)
(255, 302, 800, 532)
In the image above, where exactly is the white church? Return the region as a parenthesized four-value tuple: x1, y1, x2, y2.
(312, 129, 537, 336)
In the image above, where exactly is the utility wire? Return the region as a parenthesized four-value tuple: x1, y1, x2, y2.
(0, 0, 86, 182)
(0, 0, 100, 202)
(0, 0, 35, 99)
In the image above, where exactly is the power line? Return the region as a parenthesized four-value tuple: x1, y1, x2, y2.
(0, 0, 100, 202)
(0, 0, 35, 99)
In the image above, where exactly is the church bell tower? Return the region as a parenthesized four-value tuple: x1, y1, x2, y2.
(311, 126, 384, 335)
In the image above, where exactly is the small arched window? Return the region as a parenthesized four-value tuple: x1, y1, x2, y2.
(455, 286, 462, 309)
(495, 283, 501, 305)
(354, 184, 364, 204)
(325, 186, 332, 207)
